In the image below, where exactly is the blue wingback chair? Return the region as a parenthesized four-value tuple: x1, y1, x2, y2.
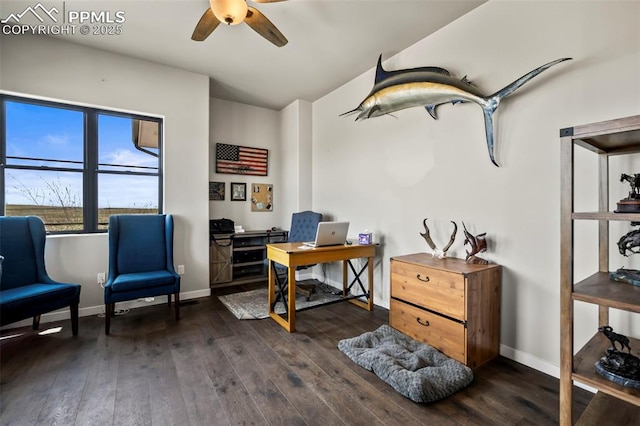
(0, 216, 81, 335)
(288, 211, 323, 244)
(271, 211, 322, 302)
(104, 214, 180, 334)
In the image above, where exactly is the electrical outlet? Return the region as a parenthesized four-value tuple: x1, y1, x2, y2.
(177, 265, 185, 275)
(97, 272, 106, 284)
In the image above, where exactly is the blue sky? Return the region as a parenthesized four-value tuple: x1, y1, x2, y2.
(4, 100, 158, 208)
(5, 101, 83, 165)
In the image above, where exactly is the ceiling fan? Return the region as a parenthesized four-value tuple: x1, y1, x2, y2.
(191, 0, 288, 47)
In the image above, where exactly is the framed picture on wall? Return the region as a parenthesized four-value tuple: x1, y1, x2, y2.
(251, 183, 273, 212)
(216, 143, 268, 176)
(231, 182, 246, 201)
(209, 182, 225, 200)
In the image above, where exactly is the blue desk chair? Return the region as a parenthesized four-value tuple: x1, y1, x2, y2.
(271, 211, 322, 307)
(104, 214, 180, 334)
(0, 216, 81, 335)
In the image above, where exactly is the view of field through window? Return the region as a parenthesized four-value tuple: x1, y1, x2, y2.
(3, 100, 160, 232)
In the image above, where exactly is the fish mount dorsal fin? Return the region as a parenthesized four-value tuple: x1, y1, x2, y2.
(375, 54, 451, 84)
(375, 55, 391, 84)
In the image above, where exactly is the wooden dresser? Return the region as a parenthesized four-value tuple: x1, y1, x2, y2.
(390, 253, 502, 368)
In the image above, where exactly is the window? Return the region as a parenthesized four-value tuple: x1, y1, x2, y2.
(1, 95, 162, 233)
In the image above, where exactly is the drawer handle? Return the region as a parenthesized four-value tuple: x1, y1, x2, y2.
(416, 274, 430, 283)
(416, 317, 430, 327)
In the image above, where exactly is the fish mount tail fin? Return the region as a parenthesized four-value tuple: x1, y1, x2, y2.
(482, 108, 498, 166)
(489, 57, 572, 102)
(481, 57, 572, 167)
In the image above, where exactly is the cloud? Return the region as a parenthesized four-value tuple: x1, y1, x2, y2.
(5, 140, 27, 157)
(98, 174, 158, 209)
(42, 133, 70, 145)
(101, 149, 157, 167)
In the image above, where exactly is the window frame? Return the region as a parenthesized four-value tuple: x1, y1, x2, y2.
(0, 94, 163, 234)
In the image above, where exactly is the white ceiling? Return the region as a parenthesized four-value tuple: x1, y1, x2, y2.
(1, 0, 486, 110)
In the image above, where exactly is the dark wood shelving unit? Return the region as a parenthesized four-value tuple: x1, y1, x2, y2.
(560, 115, 640, 424)
(210, 229, 287, 288)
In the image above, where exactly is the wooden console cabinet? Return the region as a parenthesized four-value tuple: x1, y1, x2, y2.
(210, 230, 287, 288)
(390, 253, 502, 368)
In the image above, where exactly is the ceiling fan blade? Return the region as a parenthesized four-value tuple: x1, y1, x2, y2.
(191, 8, 221, 41)
(244, 6, 288, 47)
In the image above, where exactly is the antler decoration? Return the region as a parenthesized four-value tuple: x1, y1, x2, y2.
(462, 221, 488, 264)
(420, 218, 457, 259)
(420, 218, 436, 251)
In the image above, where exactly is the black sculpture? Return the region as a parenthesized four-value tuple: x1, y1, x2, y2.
(617, 226, 640, 257)
(615, 173, 640, 213)
(462, 221, 488, 264)
(621, 173, 640, 199)
(595, 326, 640, 389)
(599, 326, 632, 352)
(612, 223, 640, 287)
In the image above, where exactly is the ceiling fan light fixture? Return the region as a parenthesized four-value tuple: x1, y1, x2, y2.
(210, 0, 248, 25)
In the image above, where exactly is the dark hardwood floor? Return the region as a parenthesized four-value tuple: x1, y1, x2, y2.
(1, 285, 592, 425)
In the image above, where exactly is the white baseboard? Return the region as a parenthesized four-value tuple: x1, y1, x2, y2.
(499, 344, 596, 393)
(0, 288, 211, 331)
(499, 344, 560, 378)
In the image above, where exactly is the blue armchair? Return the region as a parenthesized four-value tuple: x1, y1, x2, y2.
(271, 211, 322, 304)
(104, 214, 180, 334)
(0, 216, 81, 335)
(288, 211, 323, 245)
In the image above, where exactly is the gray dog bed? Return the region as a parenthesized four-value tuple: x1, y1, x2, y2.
(338, 325, 473, 403)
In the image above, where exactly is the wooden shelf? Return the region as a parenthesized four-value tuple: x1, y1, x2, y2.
(567, 114, 640, 154)
(233, 246, 265, 252)
(233, 260, 264, 267)
(228, 275, 267, 285)
(576, 392, 640, 426)
(573, 333, 640, 406)
(572, 212, 640, 221)
(210, 275, 267, 288)
(573, 272, 640, 313)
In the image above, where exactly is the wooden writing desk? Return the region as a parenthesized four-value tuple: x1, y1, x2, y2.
(266, 242, 376, 332)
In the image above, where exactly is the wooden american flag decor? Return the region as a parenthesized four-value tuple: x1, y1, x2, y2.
(215, 143, 268, 176)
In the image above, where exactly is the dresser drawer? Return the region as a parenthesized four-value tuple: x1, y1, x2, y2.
(391, 259, 465, 320)
(389, 299, 466, 364)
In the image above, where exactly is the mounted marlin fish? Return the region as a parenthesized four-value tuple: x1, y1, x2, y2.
(341, 55, 572, 166)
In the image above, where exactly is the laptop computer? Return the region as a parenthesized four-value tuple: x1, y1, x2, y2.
(303, 221, 350, 248)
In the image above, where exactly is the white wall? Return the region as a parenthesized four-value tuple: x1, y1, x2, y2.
(209, 98, 285, 230)
(208, 98, 314, 231)
(280, 100, 313, 215)
(312, 0, 640, 371)
(1, 34, 211, 318)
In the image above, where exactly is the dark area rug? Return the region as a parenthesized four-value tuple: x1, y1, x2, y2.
(218, 280, 342, 320)
(338, 325, 473, 403)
